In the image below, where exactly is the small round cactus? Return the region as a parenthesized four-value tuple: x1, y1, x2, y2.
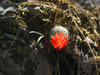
(49, 26, 69, 50)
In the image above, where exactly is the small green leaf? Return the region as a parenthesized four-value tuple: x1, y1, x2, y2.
(42, 18, 51, 22)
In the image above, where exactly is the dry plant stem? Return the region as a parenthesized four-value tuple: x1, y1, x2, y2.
(27, 13, 41, 23)
(75, 2, 99, 45)
(68, 3, 98, 75)
(54, 56, 59, 75)
(2, 29, 21, 59)
(77, 64, 81, 75)
(86, 43, 98, 75)
(53, 50, 60, 75)
(54, 1, 61, 25)
(20, 1, 52, 6)
(97, 7, 100, 27)
(54, 10, 58, 25)
(68, 5, 85, 39)
(95, 0, 100, 33)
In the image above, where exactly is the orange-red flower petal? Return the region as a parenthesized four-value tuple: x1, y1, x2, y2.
(50, 32, 69, 50)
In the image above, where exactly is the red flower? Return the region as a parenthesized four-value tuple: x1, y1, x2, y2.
(50, 32, 69, 50)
